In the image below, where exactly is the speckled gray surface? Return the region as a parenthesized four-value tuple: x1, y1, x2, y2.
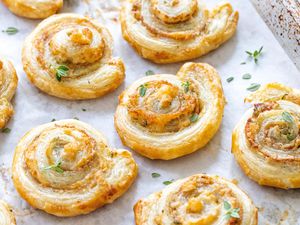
(250, 0, 300, 71)
(0, 0, 299, 224)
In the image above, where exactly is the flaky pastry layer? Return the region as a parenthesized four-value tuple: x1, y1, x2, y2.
(120, 0, 238, 63)
(22, 13, 125, 100)
(134, 174, 257, 225)
(3, 0, 63, 19)
(0, 56, 18, 129)
(115, 62, 225, 160)
(0, 200, 16, 225)
(12, 119, 138, 217)
(232, 83, 300, 189)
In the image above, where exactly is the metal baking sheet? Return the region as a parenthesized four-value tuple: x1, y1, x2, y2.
(250, 0, 300, 71)
(0, 0, 299, 224)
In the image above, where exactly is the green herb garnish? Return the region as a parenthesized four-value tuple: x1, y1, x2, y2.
(246, 46, 263, 64)
(145, 70, 155, 76)
(51, 118, 56, 122)
(43, 161, 64, 173)
(82, 108, 86, 112)
(226, 77, 234, 83)
(1, 127, 11, 133)
(224, 201, 240, 220)
(2, 27, 18, 35)
(282, 111, 294, 123)
(242, 73, 252, 80)
(74, 117, 79, 120)
(56, 65, 69, 82)
(139, 84, 147, 97)
(287, 133, 296, 141)
(152, 173, 161, 178)
(181, 81, 190, 93)
(163, 180, 173, 185)
(240, 62, 246, 65)
(247, 83, 261, 92)
(190, 114, 199, 123)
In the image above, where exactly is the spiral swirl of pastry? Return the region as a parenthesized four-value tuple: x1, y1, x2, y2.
(232, 83, 300, 189)
(2, 0, 63, 19)
(134, 174, 258, 225)
(115, 62, 225, 160)
(0, 200, 16, 225)
(22, 13, 125, 100)
(0, 56, 18, 129)
(120, 0, 239, 63)
(12, 119, 138, 217)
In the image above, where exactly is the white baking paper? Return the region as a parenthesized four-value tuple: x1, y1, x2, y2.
(0, 0, 299, 224)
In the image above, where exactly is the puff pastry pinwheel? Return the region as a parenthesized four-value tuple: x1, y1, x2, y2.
(0, 200, 16, 225)
(12, 119, 138, 217)
(0, 56, 18, 129)
(134, 174, 258, 225)
(2, 0, 63, 19)
(115, 62, 225, 160)
(120, 0, 239, 64)
(22, 13, 125, 100)
(232, 83, 300, 189)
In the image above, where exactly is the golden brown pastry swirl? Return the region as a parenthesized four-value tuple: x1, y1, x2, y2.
(232, 83, 300, 189)
(134, 174, 258, 225)
(2, 0, 63, 19)
(22, 13, 125, 100)
(115, 62, 225, 160)
(12, 119, 138, 217)
(0, 200, 16, 225)
(0, 56, 18, 129)
(120, 0, 239, 63)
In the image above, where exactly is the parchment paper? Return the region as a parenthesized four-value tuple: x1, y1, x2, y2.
(0, 0, 299, 224)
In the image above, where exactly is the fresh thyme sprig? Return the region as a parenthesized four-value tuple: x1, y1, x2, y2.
(56, 65, 69, 82)
(163, 179, 174, 185)
(139, 84, 147, 97)
(282, 111, 294, 124)
(1, 127, 11, 133)
(181, 81, 190, 93)
(242, 73, 251, 80)
(2, 27, 18, 35)
(190, 113, 199, 123)
(223, 201, 240, 220)
(145, 70, 155, 76)
(246, 46, 263, 64)
(152, 173, 161, 178)
(226, 77, 234, 83)
(43, 160, 64, 173)
(247, 83, 261, 92)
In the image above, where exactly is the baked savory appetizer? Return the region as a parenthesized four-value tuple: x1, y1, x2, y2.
(134, 174, 258, 225)
(232, 83, 300, 189)
(2, 0, 63, 19)
(0, 200, 16, 225)
(120, 0, 239, 64)
(22, 13, 125, 100)
(12, 119, 138, 217)
(0, 56, 18, 129)
(115, 62, 225, 160)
